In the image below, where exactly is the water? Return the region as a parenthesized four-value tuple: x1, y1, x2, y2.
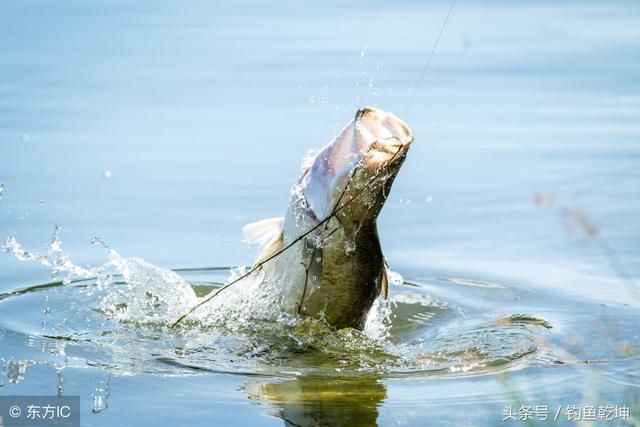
(1, 1, 639, 426)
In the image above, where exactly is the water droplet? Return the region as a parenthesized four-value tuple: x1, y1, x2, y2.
(359, 46, 367, 61)
(56, 369, 64, 396)
(103, 170, 113, 178)
(90, 236, 110, 249)
(5, 359, 28, 384)
(0, 183, 3, 201)
(21, 133, 31, 143)
(425, 196, 433, 203)
(92, 379, 110, 413)
(40, 199, 46, 206)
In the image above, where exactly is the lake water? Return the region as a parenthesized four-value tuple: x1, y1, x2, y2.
(1, 1, 639, 426)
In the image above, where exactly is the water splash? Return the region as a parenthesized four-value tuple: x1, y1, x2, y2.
(364, 293, 394, 340)
(0, 227, 307, 331)
(91, 377, 110, 413)
(3, 227, 198, 324)
(99, 255, 197, 323)
(2, 235, 40, 261)
(4, 359, 28, 384)
(0, 228, 552, 377)
(3, 225, 102, 284)
(359, 45, 367, 62)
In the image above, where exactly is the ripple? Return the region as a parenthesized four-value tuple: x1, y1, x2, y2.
(0, 267, 552, 380)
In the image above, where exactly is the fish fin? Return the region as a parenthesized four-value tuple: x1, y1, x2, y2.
(242, 217, 284, 264)
(243, 217, 284, 248)
(380, 266, 389, 299)
(256, 234, 284, 264)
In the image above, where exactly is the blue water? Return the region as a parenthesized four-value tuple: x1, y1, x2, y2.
(1, 1, 639, 426)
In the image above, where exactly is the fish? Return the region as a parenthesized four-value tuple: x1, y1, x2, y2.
(242, 106, 413, 330)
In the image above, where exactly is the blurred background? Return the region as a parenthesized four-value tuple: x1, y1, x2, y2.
(0, 1, 639, 425)
(1, 1, 638, 292)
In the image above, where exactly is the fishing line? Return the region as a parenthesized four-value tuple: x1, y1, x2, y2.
(170, 134, 406, 328)
(405, 0, 456, 115)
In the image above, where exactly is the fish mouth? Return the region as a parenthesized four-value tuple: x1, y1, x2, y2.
(355, 106, 413, 163)
(298, 106, 413, 222)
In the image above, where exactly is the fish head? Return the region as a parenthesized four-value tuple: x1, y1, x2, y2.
(298, 106, 413, 228)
